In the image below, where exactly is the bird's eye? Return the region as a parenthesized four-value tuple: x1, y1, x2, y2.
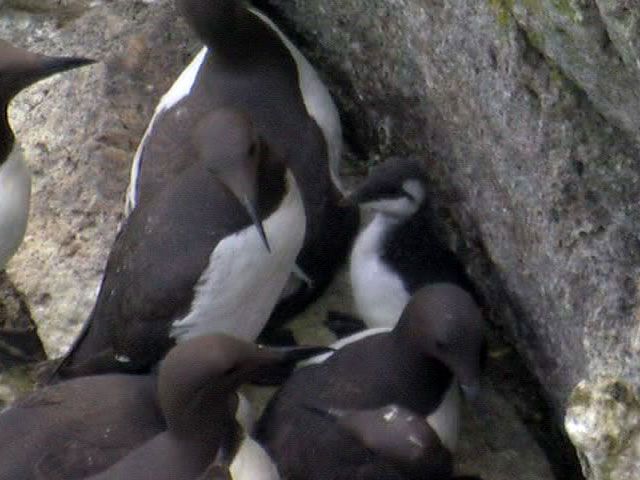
(248, 142, 258, 157)
(435, 340, 446, 350)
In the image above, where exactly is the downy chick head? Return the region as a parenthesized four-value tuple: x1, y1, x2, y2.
(349, 157, 427, 219)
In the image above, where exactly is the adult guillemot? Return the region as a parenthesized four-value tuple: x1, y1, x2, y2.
(55, 109, 305, 378)
(125, 0, 359, 335)
(85, 335, 327, 480)
(0, 41, 93, 270)
(256, 284, 485, 480)
(2, 334, 325, 479)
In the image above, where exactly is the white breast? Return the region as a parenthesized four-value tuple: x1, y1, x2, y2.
(0, 145, 31, 270)
(249, 9, 343, 192)
(349, 214, 410, 329)
(125, 47, 209, 215)
(303, 327, 391, 366)
(426, 382, 460, 452)
(170, 172, 306, 342)
(230, 435, 281, 480)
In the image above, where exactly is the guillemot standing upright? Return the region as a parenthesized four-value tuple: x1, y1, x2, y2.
(0, 41, 94, 270)
(54, 109, 306, 378)
(256, 284, 486, 480)
(347, 157, 478, 332)
(125, 0, 359, 334)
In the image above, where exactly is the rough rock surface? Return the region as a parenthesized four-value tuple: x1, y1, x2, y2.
(0, 0, 198, 357)
(0, 0, 637, 478)
(0, 274, 45, 366)
(252, 1, 639, 477)
(566, 377, 640, 480)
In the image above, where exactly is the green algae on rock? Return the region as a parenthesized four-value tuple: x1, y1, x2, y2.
(566, 378, 640, 480)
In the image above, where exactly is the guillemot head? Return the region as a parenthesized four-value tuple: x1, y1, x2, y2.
(0, 40, 94, 106)
(348, 156, 427, 219)
(395, 283, 485, 403)
(158, 334, 331, 434)
(192, 109, 273, 252)
(303, 403, 453, 478)
(176, 0, 241, 46)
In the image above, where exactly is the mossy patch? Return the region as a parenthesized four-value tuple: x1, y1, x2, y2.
(551, 0, 577, 20)
(488, 0, 515, 27)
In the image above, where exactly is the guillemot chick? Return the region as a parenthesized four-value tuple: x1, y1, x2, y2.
(85, 334, 328, 480)
(256, 284, 485, 480)
(347, 157, 477, 331)
(54, 108, 305, 378)
(0, 41, 94, 270)
(125, 0, 359, 335)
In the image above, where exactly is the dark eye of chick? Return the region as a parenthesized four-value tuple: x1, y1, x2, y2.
(248, 142, 257, 157)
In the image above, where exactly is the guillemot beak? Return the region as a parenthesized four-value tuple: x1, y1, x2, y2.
(38, 55, 96, 79)
(247, 344, 334, 385)
(0, 40, 96, 101)
(219, 162, 271, 254)
(239, 194, 271, 253)
(301, 404, 346, 421)
(262, 344, 334, 364)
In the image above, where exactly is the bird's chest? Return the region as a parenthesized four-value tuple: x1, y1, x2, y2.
(350, 217, 410, 329)
(0, 146, 31, 268)
(170, 181, 305, 342)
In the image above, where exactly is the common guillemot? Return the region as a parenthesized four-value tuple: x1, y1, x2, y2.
(54, 109, 305, 378)
(124, 0, 359, 337)
(2, 334, 325, 479)
(256, 284, 485, 480)
(0, 41, 93, 270)
(85, 335, 327, 480)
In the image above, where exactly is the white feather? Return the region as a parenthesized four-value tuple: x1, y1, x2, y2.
(426, 382, 460, 452)
(249, 8, 344, 192)
(125, 47, 208, 214)
(350, 214, 410, 329)
(303, 327, 391, 366)
(0, 145, 31, 270)
(235, 393, 256, 433)
(230, 435, 281, 480)
(170, 172, 305, 342)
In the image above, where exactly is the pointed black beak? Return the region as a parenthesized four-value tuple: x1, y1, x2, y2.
(239, 194, 271, 253)
(247, 344, 333, 386)
(301, 403, 346, 421)
(264, 344, 334, 364)
(40, 56, 96, 78)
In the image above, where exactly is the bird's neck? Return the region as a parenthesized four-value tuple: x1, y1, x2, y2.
(255, 157, 288, 219)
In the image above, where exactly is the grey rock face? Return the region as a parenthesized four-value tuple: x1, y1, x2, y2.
(256, 0, 639, 477)
(0, 0, 637, 478)
(256, 0, 640, 412)
(566, 377, 640, 480)
(1, 0, 199, 357)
